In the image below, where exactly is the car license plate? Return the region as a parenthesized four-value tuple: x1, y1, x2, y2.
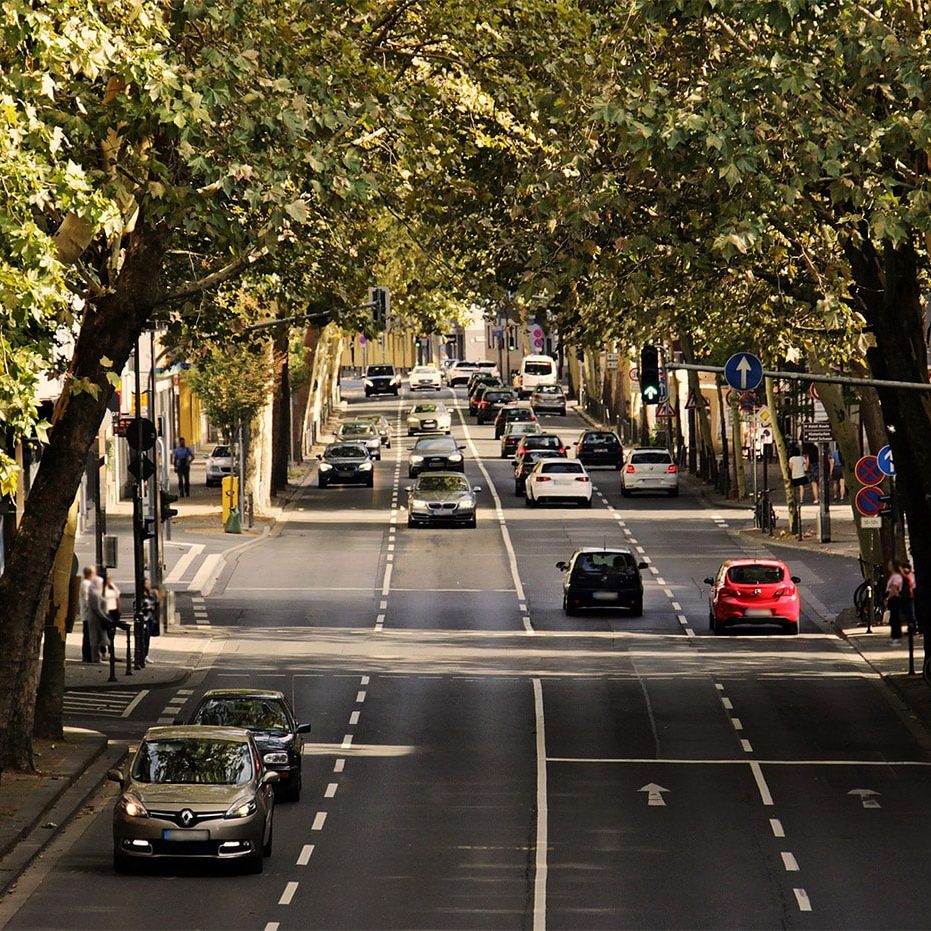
(428, 457, 444, 466)
(592, 591, 618, 601)
(162, 829, 210, 841)
(744, 608, 773, 617)
(423, 420, 437, 428)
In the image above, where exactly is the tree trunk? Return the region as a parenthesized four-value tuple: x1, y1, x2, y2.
(845, 237, 931, 654)
(730, 397, 747, 499)
(766, 377, 798, 535)
(34, 500, 79, 740)
(0, 222, 166, 771)
(271, 327, 291, 496)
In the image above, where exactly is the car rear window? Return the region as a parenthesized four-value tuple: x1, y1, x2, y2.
(727, 565, 785, 585)
(584, 433, 619, 445)
(525, 435, 561, 448)
(576, 553, 637, 573)
(540, 461, 583, 474)
(631, 451, 673, 464)
(524, 362, 553, 375)
(486, 392, 514, 402)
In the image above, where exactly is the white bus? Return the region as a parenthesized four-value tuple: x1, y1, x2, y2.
(517, 354, 557, 397)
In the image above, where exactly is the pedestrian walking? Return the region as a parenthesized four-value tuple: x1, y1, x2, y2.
(141, 577, 160, 660)
(901, 561, 917, 635)
(88, 576, 118, 660)
(79, 566, 107, 662)
(172, 437, 194, 497)
(885, 560, 904, 645)
(802, 441, 820, 504)
(788, 444, 809, 505)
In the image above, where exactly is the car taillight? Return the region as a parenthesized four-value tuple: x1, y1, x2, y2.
(536, 476, 553, 482)
(667, 464, 678, 473)
(720, 586, 740, 597)
(479, 401, 487, 408)
(575, 476, 590, 483)
(625, 464, 635, 473)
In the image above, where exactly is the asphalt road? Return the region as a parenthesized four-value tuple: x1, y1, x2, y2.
(6, 383, 931, 931)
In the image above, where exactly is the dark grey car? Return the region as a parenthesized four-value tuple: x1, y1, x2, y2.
(406, 472, 481, 528)
(317, 443, 374, 487)
(408, 435, 465, 477)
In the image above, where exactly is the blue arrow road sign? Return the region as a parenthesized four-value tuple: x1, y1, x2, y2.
(877, 445, 895, 477)
(724, 352, 764, 392)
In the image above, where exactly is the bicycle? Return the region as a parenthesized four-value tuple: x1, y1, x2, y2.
(853, 561, 885, 630)
(752, 490, 777, 534)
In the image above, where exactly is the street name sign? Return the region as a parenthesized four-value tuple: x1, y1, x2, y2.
(801, 421, 833, 443)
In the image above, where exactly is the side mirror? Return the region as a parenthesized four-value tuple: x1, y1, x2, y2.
(262, 771, 279, 785)
(472, 486, 482, 493)
(458, 445, 466, 450)
(405, 486, 413, 493)
(556, 561, 568, 571)
(297, 723, 312, 735)
(107, 768, 125, 788)
(637, 562, 649, 570)
(703, 577, 715, 585)
(791, 576, 801, 584)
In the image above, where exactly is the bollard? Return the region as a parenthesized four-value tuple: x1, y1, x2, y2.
(108, 633, 117, 682)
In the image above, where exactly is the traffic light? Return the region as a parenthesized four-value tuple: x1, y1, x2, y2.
(507, 327, 517, 352)
(369, 286, 390, 327)
(160, 489, 179, 521)
(640, 345, 660, 404)
(138, 514, 156, 541)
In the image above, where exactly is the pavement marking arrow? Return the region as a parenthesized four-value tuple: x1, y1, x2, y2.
(848, 789, 881, 809)
(639, 783, 670, 806)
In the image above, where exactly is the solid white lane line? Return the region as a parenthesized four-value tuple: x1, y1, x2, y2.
(782, 852, 799, 871)
(722, 697, 734, 710)
(325, 783, 338, 798)
(297, 844, 315, 866)
(750, 761, 775, 806)
(349, 711, 360, 725)
(741, 739, 753, 753)
(341, 734, 353, 749)
(311, 812, 327, 831)
(532, 678, 548, 931)
(356, 691, 366, 703)
(770, 819, 785, 837)
(334, 759, 345, 773)
(278, 882, 299, 905)
(794, 889, 812, 912)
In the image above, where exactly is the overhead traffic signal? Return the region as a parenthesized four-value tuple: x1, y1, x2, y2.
(369, 286, 390, 327)
(640, 345, 661, 404)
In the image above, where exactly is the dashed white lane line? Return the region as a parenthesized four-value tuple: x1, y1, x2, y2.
(770, 819, 785, 837)
(684, 628, 696, 639)
(356, 691, 366, 703)
(325, 783, 338, 799)
(311, 812, 327, 831)
(381, 564, 392, 596)
(334, 759, 345, 773)
(628, 537, 639, 544)
(360, 676, 369, 685)
(794, 889, 812, 912)
(655, 577, 666, 585)
(297, 844, 315, 866)
(721, 697, 734, 710)
(750, 760, 775, 806)
(278, 882, 299, 905)
(663, 589, 674, 599)
(341, 734, 353, 749)
(264, 923, 279, 931)
(782, 852, 800, 871)
(731, 717, 743, 731)
(349, 711, 360, 725)
(671, 601, 681, 611)
(676, 614, 688, 625)
(741, 739, 753, 753)
(379, 600, 387, 610)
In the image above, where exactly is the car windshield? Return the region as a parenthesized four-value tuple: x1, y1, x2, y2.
(325, 445, 368, 460)
(576, 553, 637, 573)
(340, 424, 375, 437)
(413, 367, 436, 374)
(414, 437, 456, 452)
(540, 462, 583, 474)
(631, 451, 672, 464)
(416, 475, 469, 493)
(413, 404, 439, 413)
(368, 366, 394, 376)
(192, 698, 291, 735)
(728, 565, 786, 585)
(210, 446, 230, 458)
(131, 738, 254, 785)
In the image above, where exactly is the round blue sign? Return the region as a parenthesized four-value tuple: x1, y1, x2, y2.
(877, 445, 895, 477)
(724, 352, 764, 392)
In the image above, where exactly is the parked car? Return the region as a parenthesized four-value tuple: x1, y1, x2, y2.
(494, 403, 537, 438)
(530, 385, 567, 416)
(183, 689, 311, 802)
(407, 402, 452, 435)
(525, 458, 592, 507)
(620, 447, 679, 497)
(574, 430, 623, 469)
(408, 365, 442, 391)
(513, 450, 563, 495)
(335, 421, 382, 459)
(408, 435, 465, 477)
(704, 559, 801, 635)
(557, 547, 649, 616)
(476, 389, 518, 424)
(364, 363, 401, 397)
(317, 443, 374, 488)
(205, 445, 233, 487)
(500, 421, 542, 458)
(354, 413, 391, 448)
(406, 472, 481, 528)
(109, 725, 276, 874)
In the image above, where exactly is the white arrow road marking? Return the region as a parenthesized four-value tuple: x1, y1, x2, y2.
(639, 783, 670, 806)
(848, 788, 881, 808)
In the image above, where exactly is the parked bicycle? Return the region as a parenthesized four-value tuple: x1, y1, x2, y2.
(753, 490, 777, 534)
(853, 560, 885, 630)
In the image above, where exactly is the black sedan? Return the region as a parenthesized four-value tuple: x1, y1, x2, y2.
(182, 688, 311, 802)
(408, 435, 465, 477)
(476, 389, 518, 424)
(557, 547, 649, 616)
(406, 472, 481, 528)
(574, 430, 623, 469)
(514, 450, 563, 495)
(317, 443, 374, 487)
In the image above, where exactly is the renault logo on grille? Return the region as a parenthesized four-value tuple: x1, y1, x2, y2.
(179, 809, 196, 827)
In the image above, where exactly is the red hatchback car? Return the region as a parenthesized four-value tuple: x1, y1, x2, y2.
(705, 559, 801, 635)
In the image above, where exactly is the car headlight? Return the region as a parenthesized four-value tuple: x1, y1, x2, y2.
(120, 794, 149, 819)
(411, 499, 429, 510)
(263, 751, 290, 766)
(410, 455, 424, 464)
(359, 461, 373, 471)
(225, 797, 258, 819)
(448, 454, 462, 462)
(319, 462, 333, 472)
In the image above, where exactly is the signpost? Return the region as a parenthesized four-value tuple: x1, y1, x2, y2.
(606, 351, 619, 370)
(802, 421, 833, 443)
(724, 352, 764, 392)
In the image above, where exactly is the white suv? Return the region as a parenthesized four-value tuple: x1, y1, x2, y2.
(525, 459, 592, 508)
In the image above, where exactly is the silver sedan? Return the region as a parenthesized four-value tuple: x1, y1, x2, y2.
(407, 402, 452, 435)
(406, 472, 481, 528)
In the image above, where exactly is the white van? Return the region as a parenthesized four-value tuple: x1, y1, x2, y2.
(518, 354, 557, 397)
